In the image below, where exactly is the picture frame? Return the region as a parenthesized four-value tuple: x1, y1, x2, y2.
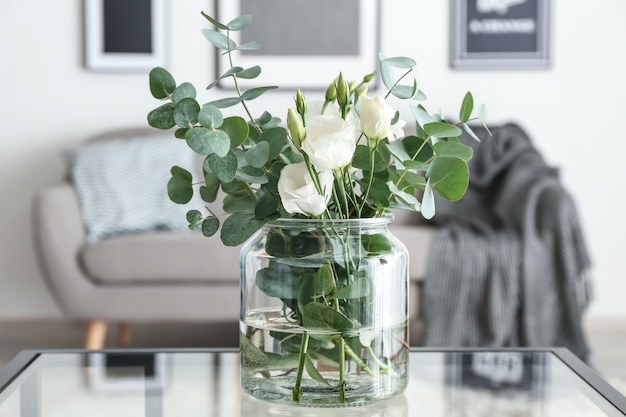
(84, 0, 166, 71)
(450, 0, 551, 69)
(215, 0, 380, 90)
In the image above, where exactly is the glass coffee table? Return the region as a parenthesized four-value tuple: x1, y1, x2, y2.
(0, 348, 624, 416)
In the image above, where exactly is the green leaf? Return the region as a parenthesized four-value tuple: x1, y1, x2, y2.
(361, 234, 393, 254)
(221, 116, 249, 147)
(149, 67, 176, 99)
(201, 28, 235, 50)
(421, 178, 435, 219)
(185, 127, 212, 154)
(462, 123, 482, 142)
(173, 97, 200, 128)
(238, 66, 262, 79)
(198, 104, 223, 129)
(423, 122, 463, 138)
(302, 303, 353, 332)
(352, 145, 386, 172)
(147, 103, 176, 129)
(313, 264, 334, 296)
(201, 11, 228, 30)
(410, 105, 435, 130)
(433, 141, 473, 162)
(208, 96, 242, 108)
(167, 166, 193, 204)
(200, 171, 220, 203)
(260, 127, 289, 160)
(330, 277, 370, 300)
(245, 141, 270, 167)
(479, 104, 491, 135)
(255, 261, 304, 299)
(402, 135, 433, 162)
(388, 182, 420, 211)
(172, 82, 196, 103)
(241, 86, 279, 101)
(223, 194, 256, 212)
(305, 355, 332, 386)
(186, 210, 203, 230)
(459, 91, 474, 123)
(209, 151, 238, 183)
(221, 212, 265, 246)
(390, 81, 418, 99)
(227, 15, 252, 31)
(427, 156, 469, 201)
(235, 41, 260, 51)
(381, 55, 417, 68)
(254, 193, 278, 219)
(202, 217, 220, 237)
(210, 129, 232, 157)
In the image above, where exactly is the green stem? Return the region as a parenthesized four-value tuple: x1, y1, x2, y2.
(358, 146, 377, 214)
(292, 332, 310, 403)
(334, 169, 351, 219)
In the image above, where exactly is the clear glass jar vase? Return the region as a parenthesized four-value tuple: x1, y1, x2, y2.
(239, 215, 409, 407)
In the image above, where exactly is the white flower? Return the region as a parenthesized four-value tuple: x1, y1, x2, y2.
(277, 162, 333, 216)
(360, 96, 394, 143)
(301, 114, 359, 171)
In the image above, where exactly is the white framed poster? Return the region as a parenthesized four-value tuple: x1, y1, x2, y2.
(84, 0, 167, 71)
(450, 0, 551, 69)
(215, 0, 380, 89)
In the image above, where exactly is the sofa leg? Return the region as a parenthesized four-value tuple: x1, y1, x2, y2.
(85, 320, 108, 349)
(117, 322, 132, 347)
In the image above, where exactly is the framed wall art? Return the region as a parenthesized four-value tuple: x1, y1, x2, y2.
(215, 0, 380, 89)
(450, 0, 551, 69)
(84, 0, 167, 71)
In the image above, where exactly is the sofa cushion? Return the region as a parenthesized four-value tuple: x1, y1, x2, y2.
(81, 232, 241, 284)
(66, 136, 196, 242)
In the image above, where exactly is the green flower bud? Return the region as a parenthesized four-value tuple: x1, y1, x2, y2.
(325, 82, 337, 102)
(287, 108, 306, 149)
(295, 89, 306, 117)
(358, 86, 368, 97)
(336, 72, 349, 109)
(363, 71, 376, 83)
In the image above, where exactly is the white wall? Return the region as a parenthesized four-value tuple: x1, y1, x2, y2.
(1, 0, 624, 319)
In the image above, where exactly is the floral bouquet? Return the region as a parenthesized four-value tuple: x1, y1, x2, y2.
(148, 12, 487, 406)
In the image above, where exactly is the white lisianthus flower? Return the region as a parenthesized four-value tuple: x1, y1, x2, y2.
(360, 95, 394, 143)
(277, 162, 333, 216)
(301, 114, 359, 171)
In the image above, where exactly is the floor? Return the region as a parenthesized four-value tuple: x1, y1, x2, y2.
(0, 318, 624, 396)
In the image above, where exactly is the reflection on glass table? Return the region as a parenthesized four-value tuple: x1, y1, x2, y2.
(0, 348, 624, 417)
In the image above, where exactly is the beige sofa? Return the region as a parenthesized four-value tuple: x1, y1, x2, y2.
(32, 127, 435, 349)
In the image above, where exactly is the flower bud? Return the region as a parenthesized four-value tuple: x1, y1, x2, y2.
(295, 89, 306, 117)
(325, 82, 337, 102)
(363, 71, 376, 83)
(360, 95, 394, 146)
(357, 87, 368, 98)
(336, 72, 350, 109)
(287, 108, 305, 149)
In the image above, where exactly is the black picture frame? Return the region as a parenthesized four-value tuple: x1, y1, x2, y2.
(450, 0, 551, 69)
(84, 0, 167, 71)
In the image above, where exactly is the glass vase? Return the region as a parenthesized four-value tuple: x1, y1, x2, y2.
(239, 215, 409, 407)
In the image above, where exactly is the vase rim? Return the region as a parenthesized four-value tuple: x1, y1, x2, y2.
(266, 213, 395, 228)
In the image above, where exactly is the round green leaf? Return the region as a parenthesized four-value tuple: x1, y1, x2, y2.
(167, 166, 193, 204)
(147, 103, 175, 129)
(245, 142, 270, 168)
(149, 67, 176, 99)
(210, 129, 231, 157)
(198, 105, 223, 129)
(172, 82, 197, 103)
(254, 193, 278, 219)
(173, 97, 200, 128)
(220, 212, 266, 246)
(185, 127, 212, 155)
(208, 151, 238, 183)
(423, 122, 463, 138)
(227, 15, 252, 31)
(238, 66, 262, 79)
(186, 210, 203, 230)
(221, 116, 249, 147)
(260, 127, 288, 160)
(426, 156, 469, 201)
(202, 217, 220, 237)
(433, 141, 473, 162)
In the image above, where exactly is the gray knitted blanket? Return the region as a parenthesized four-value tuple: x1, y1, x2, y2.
(423, 123, 592, 360)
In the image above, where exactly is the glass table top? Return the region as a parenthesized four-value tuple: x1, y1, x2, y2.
(0, 348, 624, 416)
